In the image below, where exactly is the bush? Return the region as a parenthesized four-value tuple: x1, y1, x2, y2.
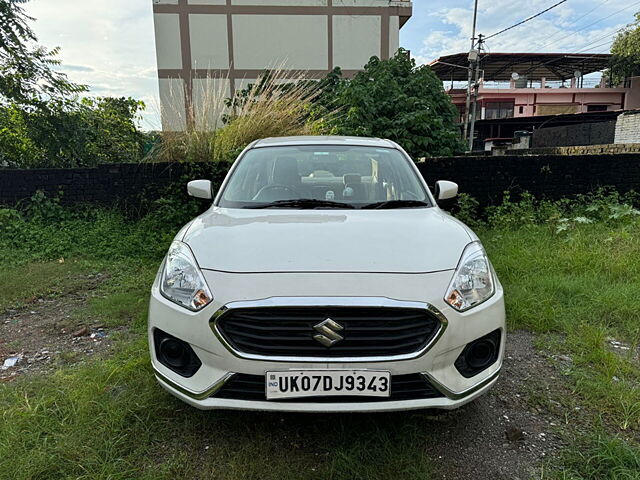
(0, 97, 150, 168)
(317, 50, 464, 159)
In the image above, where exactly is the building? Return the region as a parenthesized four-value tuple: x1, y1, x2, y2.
(429, 52, 640, 150)
(152, 0, 413, 130)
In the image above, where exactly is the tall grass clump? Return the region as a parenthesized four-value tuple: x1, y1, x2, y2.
(157, 68, 336, 163)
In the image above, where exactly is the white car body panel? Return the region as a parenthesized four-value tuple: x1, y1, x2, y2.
(182, 208, 471, 273)
(148, 136, 506, 412)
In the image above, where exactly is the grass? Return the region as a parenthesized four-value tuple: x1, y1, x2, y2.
(0, 260, 91, 311)
(1, 193, 640, 478)
(157, 68, 335, 163)
(481, 222, 640, 432)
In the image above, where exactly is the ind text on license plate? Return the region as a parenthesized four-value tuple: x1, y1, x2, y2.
(266, 370, 390, 400)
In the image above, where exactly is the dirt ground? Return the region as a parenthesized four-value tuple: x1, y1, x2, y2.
(0, 276, 124, 381)
(0, 286, 575, 479)
(426, 330, 572, 479)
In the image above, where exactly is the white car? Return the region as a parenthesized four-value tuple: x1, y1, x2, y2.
(148, 136, 505, 412)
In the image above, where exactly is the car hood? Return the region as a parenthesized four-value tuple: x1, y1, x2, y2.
(182, 207, 472, 273)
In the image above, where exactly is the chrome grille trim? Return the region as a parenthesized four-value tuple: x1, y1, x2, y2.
(210, 297, 448, 363)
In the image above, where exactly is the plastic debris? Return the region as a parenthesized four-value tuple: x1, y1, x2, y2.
(90, 331, 107, 340)
(2, 356, 21, 370)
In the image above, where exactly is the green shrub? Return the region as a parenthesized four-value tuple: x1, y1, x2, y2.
(0, 97, 149, 168)
(315, 49, 464, 158)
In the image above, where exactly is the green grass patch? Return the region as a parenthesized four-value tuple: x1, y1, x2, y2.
(0, 260, 92, 311)
(1, 191, 640, 477)
(481, 222, 640, 432)
(545, 431, 640, 480)
(82, 262, 158, 329)
(0, 339, 434, 480)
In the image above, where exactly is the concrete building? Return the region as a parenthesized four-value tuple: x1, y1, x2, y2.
(152, 0, 413, 130)
(430, 53, 640, 123)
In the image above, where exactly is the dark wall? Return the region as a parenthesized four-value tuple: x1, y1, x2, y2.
(418, 153, 640, 207)
(531, 121, 616, 148)
(0, 162, 232, 209)
(2, 153, 640, 210)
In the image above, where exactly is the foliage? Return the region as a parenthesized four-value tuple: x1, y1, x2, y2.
(316, 50, 464, 158)
(157, 69, 336, 163)
(551, 432, 640, 479)
(0, 0, 86, 109)
(0, 194, 178, 267)
(0, 97, 149, 167)
(1, 190, 640, 477)
(609, 12, 640, 84)
(0, 1, 150, 168)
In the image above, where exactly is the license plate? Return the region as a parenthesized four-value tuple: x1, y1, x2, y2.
(265, 370, 391, 400)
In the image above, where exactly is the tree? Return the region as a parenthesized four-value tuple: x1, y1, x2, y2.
(609, 12, 640, 84)
(0, 97, 148, 168)
(321, 49, 464, 158)
(0, 0, 85, 109)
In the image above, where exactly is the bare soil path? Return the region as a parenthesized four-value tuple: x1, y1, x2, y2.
(0, 274, 125, 381)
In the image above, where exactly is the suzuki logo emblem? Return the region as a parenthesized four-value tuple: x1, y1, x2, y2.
(313, 318, 344, 347)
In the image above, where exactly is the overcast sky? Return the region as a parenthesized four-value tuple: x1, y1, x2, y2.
(25, 0, 638, 129)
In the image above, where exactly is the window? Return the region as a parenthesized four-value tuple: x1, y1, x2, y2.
(485, 101, 515, 120)
(587, 105, 608, 112)
(218, 146, 429, 208)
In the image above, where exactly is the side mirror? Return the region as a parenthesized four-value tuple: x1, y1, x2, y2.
(434, 180, 458, 201)
(187, 180, 213, 200)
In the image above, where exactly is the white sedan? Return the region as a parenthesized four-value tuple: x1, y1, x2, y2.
(148, 136, 505, 412)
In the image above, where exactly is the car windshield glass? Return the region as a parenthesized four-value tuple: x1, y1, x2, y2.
(217, 145, 430, 209)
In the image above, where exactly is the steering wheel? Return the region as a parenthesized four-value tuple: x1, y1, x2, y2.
(252, 184, 301, 202)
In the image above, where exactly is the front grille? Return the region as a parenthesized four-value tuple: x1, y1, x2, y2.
(213, 373, 445, 402)
(215, 307, 441, 358)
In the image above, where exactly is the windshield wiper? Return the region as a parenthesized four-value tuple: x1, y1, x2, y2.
(246, 199, 356, 209)
(361, 200, 430, 209)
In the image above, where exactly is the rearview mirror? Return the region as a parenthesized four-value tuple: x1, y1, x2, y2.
(435, 180, 458, 201)
(187, 180, 213, 200)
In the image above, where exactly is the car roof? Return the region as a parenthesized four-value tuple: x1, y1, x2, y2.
(250, 136, 399, 149)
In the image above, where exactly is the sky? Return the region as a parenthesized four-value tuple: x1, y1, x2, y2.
(24, 0, 640, 130)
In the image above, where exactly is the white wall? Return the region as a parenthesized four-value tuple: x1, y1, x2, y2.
(159, 78, 187, 131)
(189, 14, 229, 69)
(333, 15, 380, 70)
(153, 14, 182, 69)
(153, 0, 409, 130)
(614, 112, 640, 144)
(233, 15, 329, 70)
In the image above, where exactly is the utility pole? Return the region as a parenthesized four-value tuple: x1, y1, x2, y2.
(468, 33, 484, 152)
(463, 0, 479, 147)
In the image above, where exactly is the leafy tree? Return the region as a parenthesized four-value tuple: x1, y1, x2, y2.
(321, 49, 463, 158)
(0, 97, 148, 168)
(0, 1, 150, 168)
(0, 0, 86, 109)
(609, 12, 640, 84)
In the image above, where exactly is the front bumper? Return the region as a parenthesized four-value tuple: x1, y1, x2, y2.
(148, 269, 506, 412)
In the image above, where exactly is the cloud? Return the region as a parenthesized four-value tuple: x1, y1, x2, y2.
(402, 0, 638, 64)
(25, 0, 160, 129)
(62, 65, 95, 73)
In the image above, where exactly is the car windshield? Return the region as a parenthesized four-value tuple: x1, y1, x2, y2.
(217, 145, 430, 209)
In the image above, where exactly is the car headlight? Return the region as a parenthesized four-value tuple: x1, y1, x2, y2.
(160, 241, 213, 311)
(445, 242, 495, 312)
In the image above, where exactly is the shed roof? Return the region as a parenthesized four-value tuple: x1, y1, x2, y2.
(429, 52, 612, 81)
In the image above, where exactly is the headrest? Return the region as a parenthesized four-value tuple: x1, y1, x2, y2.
(344, 173, 362, 185)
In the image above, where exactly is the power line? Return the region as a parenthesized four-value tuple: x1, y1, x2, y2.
(531, 0, 612, 49)
(571, 26, 626, 53)
(479, 0, 639, 84)
(534, 0, 640, 51)
(484, 0, 568, 40)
